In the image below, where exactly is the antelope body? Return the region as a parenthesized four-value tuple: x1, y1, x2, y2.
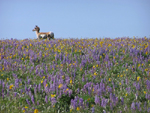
(32, 25, 54, 40)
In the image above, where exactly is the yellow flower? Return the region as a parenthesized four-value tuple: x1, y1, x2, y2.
(146, 51, 148, 55)
(62, 75, 65, 79)
(7, 78, 9, 81)
(122, 50, 125, 53)
(109, 78, 111, 81)
(96, 64, 98, 67)
(1, 74, 3, 76)
(70, 109, 73, 112)
(145, 68, 148, 71)
(132, 45, 135, 49)
(94, 72, 97, 76)
(34, 109, 38, 113)
(58, 84, 63, 89)
(76, 107, 80, 111)
(9, 84, 14, 89)
(46, 84, 48, 87)
(126, 69, 128, 71)
(41, 80, 43, 83)
(93, 65, 96, 69)
(144, 91, 146, 94)
(70, 80, 73, 84)
(66, 88, 69, 91)
(108, 44, 112, 47)
(25, 106, 28, 109)
(23, 110, 25, 112)
(51, 94, 56, 98)
(137, 76, 140, 81)
(119, 83, 121, 85)
(125, 93, 128, 96)
(43, 76, 45, 79)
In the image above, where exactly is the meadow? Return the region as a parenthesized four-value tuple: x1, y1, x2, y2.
(0, 37, 150, 113)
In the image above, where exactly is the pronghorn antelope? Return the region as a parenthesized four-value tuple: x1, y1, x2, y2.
(32, 25, 54, 40)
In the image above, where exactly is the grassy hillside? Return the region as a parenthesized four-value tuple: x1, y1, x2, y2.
(0, 37, 150, 113)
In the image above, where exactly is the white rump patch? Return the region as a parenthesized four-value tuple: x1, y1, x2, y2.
(40, 34, 47, 38)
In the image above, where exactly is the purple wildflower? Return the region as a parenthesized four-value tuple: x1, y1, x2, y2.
(7, 91, 9, 96)
(14, 92, 17, 97)
(34, 87, 37, 95)
(146, 80, 150, 90)
(2, 82, 5, 88)
(26, 99, 31, 106)
(37, 101, 39, 105)
(69, 89, 72, 97)
(51, 97, 57, 106)
(110, 102, 113, 110)
(25, 86, 28, 92)
(45, 95, 48, 103)
(136, 82, 140, 90)
(147, 107, 150, 112)
(35, 68, 38, 74)
(126, 87, 130, 93)
(136, 102, 141, 111)
(95, 95, 100, 105)
(91, 107, 95, 113)
(28, 79, 31, 85)
(110, 93, 118, 106)
(88, 87, 91, 96)
(101, 97, 107, 108)
(144, 102, 147, 111)
(103, 110, 106, 113)
(21, 89, 23, 94)
(107, 86, 112, 93)
(131, 102, 136, 110)
(121, 97, 124, 105)
(38, 83, 41, 92)
(79, 98, 83, 107)
(31, 95, 35, 104)
(12, 73, 18, 79)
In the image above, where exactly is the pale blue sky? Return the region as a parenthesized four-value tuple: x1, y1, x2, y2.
(0, 0, 150, 39)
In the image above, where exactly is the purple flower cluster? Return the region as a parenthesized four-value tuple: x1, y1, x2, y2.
(0, 37, 150, 112)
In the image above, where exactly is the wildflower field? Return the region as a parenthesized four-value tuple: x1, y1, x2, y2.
(0, 37, 150, 113)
